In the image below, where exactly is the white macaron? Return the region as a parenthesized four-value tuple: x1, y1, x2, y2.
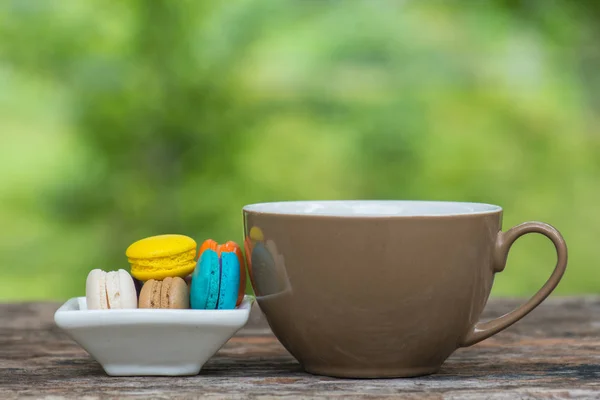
(86, 269, 138, 310)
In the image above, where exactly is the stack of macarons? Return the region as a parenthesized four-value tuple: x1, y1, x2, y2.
(190, 240, 246, 310)
(127, 234, 197, 310)
(84, 234, 246, 310)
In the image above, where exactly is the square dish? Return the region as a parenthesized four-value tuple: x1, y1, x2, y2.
(54, 295, 254, 376)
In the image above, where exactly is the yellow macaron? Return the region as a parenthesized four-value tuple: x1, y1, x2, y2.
(126, 234, 197, 281)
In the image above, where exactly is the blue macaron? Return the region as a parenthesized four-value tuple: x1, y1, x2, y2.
(190, 249, 218, 309)
(190, 248, 242, 310)
(217, 252, 241, 310)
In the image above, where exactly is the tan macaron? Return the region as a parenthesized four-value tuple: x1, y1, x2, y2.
(139, 277, 189, 309)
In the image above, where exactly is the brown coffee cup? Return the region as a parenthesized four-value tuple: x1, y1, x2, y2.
(242, 201, 567, 378)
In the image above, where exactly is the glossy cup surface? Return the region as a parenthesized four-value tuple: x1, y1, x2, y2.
(243, 200, 504, 378)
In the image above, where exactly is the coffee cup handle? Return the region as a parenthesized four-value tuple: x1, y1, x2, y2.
(460, 221, 568, 347)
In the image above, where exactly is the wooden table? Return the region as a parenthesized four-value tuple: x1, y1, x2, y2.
(1, 297, 599, 399)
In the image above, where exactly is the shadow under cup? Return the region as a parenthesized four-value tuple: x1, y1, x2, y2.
(242, 201, 567, 378)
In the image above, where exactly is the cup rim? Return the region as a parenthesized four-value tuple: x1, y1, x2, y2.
(242, 200, 503, 218)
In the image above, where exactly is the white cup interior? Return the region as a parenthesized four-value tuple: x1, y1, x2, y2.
(243, 200, 502, 217)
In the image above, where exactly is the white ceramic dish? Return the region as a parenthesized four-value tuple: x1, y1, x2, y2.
(54, 295, 253, 376)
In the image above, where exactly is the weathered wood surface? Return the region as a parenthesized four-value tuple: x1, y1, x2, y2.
(1, 297, 599, 399)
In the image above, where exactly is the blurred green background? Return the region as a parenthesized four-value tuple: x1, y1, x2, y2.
(1, 0, 598, 301)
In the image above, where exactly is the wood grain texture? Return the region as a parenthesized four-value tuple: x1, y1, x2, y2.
(1, 297, 599, 399)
